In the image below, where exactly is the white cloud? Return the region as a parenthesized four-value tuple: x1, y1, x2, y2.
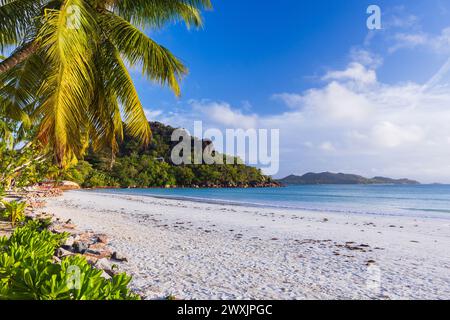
(431, 27, 450, 52)
(271, 93, 303, 109)
(153, 62, 450, 182)
(274, 78, 374, 124)
(266, 63, 450, 182)
(144, 109, 163, 120)
(349, 48, 383, 68)
(152, 54, 450, 182)
(322, 63, 377, 85)
(387, 13, 419, 29)
(363, 6, 420, 46)
(389, 32, 428, 53)
(389, 27, 450, 54)
(371, 122, 424, 148)
(301, 82, 373, 123)
(319, 141, 335, 152)
(362, 4, 450, 56)
(190, 100, 258, 129)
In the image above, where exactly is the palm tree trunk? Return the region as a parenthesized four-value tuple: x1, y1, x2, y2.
(0, 42, 38, 73)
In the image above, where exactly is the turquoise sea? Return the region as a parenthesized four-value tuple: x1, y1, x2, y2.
(93, 184, 450, 219)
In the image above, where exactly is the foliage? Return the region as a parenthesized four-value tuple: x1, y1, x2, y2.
(67, 122, 274, 188)
(0, 2, 214, 190)
(0, 128, 51, 190)
(0, 200, 27, 227)
(111, 154, 177, 187)
(0, 0, 212, 166)
(62, 160, 119, 188)
(66, 153, 269, 189)
(0, 143, 50, 190)
(0, 120, 273, 189)
(0, 221, 139, 300)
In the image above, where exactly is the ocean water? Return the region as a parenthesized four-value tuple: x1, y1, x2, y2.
(92, 184, 450, 219)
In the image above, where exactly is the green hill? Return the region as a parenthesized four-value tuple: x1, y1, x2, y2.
(278, 172, 420, 185)
(67, 122, 279, 189)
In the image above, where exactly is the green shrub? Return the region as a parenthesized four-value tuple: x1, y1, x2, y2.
(1, 200, 27, 227)
(0, 221, 139, 300)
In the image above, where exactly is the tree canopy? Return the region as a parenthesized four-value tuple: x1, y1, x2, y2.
(0, 0, 212, 166)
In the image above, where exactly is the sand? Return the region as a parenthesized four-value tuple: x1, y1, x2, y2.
(39, 190, 450, 300)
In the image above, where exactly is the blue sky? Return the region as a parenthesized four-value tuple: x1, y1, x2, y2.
(133, 0, 450, 183)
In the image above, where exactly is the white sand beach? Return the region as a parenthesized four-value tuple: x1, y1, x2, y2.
(40, 190, 450, 300)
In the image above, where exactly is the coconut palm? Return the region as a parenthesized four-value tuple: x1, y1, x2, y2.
(0, 0, 211, 166)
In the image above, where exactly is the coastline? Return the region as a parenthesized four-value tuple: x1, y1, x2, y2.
(87, 181, 283, 190)
(39, 190, 450, 300)
(84, 186, 450, 220)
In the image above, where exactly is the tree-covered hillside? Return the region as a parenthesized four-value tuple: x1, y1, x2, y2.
(66, 122, 279, 189)
(277, 172, 420, 185)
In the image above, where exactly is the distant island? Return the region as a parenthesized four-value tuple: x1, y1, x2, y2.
(277, 172, 420, 185)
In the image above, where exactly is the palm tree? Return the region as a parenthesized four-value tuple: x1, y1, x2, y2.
(0, 0, 211, 166)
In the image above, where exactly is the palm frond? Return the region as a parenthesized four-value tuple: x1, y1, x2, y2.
(87, 48, 124, 155)
(1, 0, 211, 167)
(0, 0, 45, 49)
(100, 11, 187, 96)
(35, 0, 98, 165)
(111, 0, 212, 29)
(0, 52, 44, 126)
(100, 40, 151, 145)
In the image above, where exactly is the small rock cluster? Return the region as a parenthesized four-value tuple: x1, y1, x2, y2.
(25, 190, 128, 280)
(23, 189, 63, 211)
(25, 199, 47, 210)
(26, 188, 64, 199)
(187, 181, 281, 188)
(49, 218, 128, 279)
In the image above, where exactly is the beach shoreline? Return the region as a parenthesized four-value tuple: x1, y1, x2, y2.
(78, 188, 450, 220)
(39, 190, 450, 300)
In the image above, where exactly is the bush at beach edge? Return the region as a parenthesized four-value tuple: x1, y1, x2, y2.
(0, 220, 140, 300)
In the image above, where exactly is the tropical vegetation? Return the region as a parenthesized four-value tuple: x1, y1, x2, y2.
(0, 220, 139, 300)
(1, 0, 211, 170)
(1, 200, 27, 226)
(0, 0, 217, 190)
(0, 0, 215, 301)
(65, 122, 275, 188)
